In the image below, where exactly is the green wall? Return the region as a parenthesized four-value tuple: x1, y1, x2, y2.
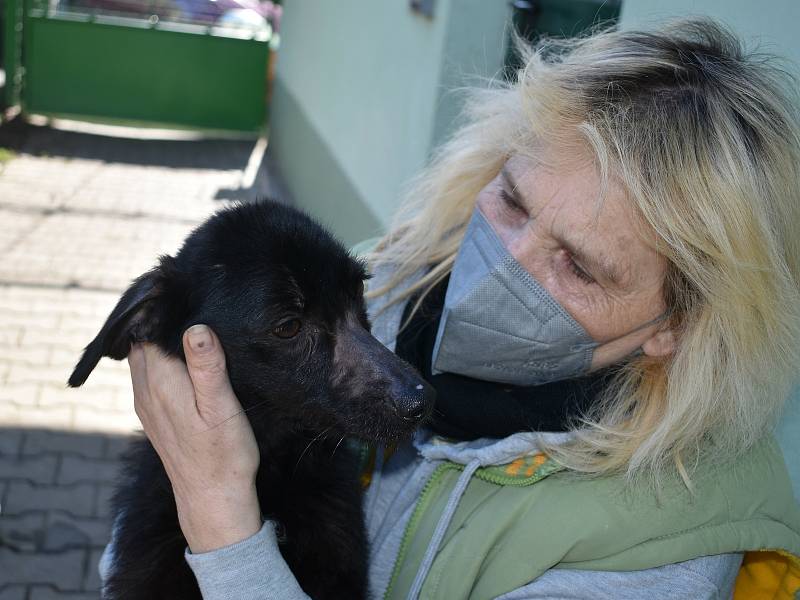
(268, 0, 509, 246)
(22, 17, 268, 132)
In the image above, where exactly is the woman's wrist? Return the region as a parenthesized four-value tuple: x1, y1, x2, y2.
(176, 482, 263, 554)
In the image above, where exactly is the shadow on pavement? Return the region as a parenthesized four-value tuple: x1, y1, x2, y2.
(0, 117, 254, 170)
(0, 426, 138, 595)
(0, 117, 292, 205)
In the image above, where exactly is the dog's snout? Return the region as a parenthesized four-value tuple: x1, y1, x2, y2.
(333, 318, 436, 437)
(392, 379, 435, 422)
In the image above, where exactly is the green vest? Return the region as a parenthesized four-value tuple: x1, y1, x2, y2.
(383, 436, 800, 600)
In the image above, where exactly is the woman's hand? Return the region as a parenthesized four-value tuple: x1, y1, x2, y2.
(128, 324, 262, 553)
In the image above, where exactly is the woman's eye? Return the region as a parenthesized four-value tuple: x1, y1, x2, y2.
(567, 256, 596, 285)
(272, 319, 302, 339)
(499, 189, 526, 215)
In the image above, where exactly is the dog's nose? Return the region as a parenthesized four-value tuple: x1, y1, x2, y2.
(393, 380, 436, 421)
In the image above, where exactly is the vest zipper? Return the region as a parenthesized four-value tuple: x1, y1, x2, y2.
(383, 462, 462, 600)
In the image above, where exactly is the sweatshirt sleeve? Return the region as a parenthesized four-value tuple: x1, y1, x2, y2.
(494, 552, 744, 600)
(184, 521, 311, 600)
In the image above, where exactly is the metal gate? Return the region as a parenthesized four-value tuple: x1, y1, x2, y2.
(4, 0, 273, 132)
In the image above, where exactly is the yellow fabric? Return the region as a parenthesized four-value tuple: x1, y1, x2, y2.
(503, 454, 548, 477)
(360, 444, 397, 489)
(734, 550, 800, 599)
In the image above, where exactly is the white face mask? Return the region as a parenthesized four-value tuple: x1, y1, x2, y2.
(431, 207, 668, 386)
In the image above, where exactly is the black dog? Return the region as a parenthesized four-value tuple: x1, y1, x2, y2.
(69, 201, 434, 599)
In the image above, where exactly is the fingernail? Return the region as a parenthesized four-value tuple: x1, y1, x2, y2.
(187, 324, 213, 353)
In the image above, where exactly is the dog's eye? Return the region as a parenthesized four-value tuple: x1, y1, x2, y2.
(273, 319, 302, 339)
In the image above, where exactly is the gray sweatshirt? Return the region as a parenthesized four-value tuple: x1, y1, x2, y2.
(98, 427, 742, 599)
(177, 430, 742, 599)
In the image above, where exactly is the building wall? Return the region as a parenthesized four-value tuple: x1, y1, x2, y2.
(429, 0, 511, 149)
(620, 0, 800, 74)
(620, 1, 800, 499)
(269, 0, 509, 246)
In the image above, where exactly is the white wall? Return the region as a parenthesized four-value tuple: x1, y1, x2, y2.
(274, 0, 509, 229)
(431, 0, 511, 148)
(621, 0, 800, 75)
(276, 1, 448, 227)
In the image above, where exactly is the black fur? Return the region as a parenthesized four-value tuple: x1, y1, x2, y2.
(69, 201, 434, 599)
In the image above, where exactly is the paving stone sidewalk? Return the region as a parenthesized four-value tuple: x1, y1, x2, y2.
(0, 120, 282, 598)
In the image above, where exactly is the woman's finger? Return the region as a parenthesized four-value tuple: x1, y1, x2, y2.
(140, 342, 197, 425)
(128, 344, 150, 422)
(182, 325, 238, 423)
(128, 344, 147, 391)
(141, 342, 178, 391)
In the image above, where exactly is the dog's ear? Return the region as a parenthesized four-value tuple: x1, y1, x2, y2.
(68, 263, 170, 387)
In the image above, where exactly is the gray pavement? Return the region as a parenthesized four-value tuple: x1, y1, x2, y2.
(0, 119, 285, 597)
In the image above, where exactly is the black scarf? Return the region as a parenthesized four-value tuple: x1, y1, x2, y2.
(394, 276, 614, 441)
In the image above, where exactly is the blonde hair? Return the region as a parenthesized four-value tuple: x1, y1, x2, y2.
(368, 19, 800, 487)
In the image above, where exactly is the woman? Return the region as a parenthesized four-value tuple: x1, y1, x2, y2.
(119, 19, 800, 599)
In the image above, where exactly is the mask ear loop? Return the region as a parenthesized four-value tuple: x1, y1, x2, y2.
(633, 307, 674, 337)
(620, 308, 675, 361)
(575, 308, 674, 356)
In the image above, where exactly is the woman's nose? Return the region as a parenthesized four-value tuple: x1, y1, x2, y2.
(505, 223, 548, 277)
